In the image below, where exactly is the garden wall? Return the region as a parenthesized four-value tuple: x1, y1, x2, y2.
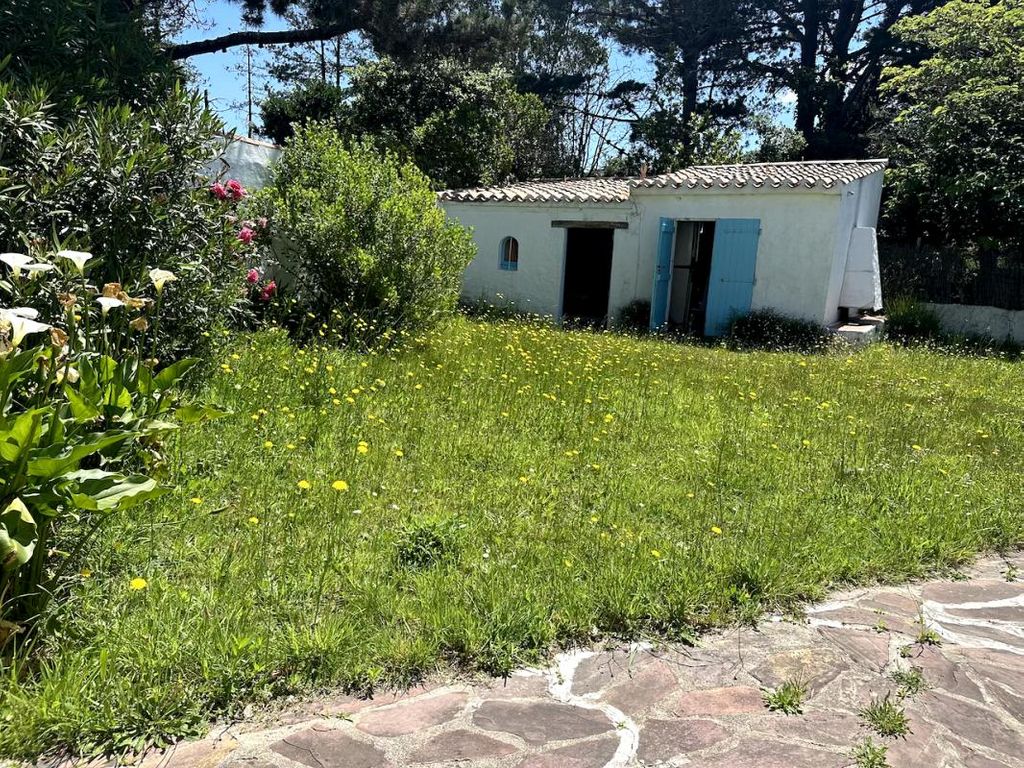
(923, 302, 1024, 343)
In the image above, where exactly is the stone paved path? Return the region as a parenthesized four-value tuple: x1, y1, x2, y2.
(143, 554, 1024, 768)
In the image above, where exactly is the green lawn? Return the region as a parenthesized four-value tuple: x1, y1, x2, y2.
(2, 317, 1023, 757)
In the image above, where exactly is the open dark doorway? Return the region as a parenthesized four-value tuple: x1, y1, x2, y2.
(562, 227, 614, 325)
(668, 221, 716, 334)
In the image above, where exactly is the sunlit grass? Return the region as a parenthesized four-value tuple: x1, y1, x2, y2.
(2, 316, 1022, 757)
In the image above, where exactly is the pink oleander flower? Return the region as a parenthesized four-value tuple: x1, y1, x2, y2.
(238, 227, 254, 245)
(260, 280, 277, 301)
(226, 179, 246, 200)
(210, 182, 227, 200)
(246, 268, 260, 284)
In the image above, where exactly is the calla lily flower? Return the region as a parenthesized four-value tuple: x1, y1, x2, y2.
(57, 250, 94, 274)
(0, 253, 33, 275)
(24, 262, 55, 277)
(96, 296, 124, 316)
(0, 307, 52, 347)
(148, 268, 177, 293)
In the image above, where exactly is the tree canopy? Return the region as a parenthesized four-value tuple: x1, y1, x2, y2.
(876, 0, 1024, 249)
(260, 59, 550, 189)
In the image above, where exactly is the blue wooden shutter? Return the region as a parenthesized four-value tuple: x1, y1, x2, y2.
(649, 218, 674, 329)
(705, 219, 760, 336)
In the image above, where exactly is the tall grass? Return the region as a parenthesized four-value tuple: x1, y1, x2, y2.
(1, 317, 1022, 757)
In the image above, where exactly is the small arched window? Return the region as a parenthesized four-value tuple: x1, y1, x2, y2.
(499, 236, 519, 271)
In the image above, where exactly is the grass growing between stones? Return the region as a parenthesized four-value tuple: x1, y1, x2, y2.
(2, 316, 1024, 757)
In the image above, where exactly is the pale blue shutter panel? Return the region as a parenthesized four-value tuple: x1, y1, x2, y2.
(705, 219, 760, 336)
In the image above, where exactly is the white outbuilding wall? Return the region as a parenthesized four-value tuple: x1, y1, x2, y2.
(441, 167, 886, 329)
(630, 187, 844, 325)
(202, 135, 282, 190)
(442, 201, 640, 317)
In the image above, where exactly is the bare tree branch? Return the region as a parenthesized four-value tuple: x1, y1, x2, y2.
(168, 22, 354, 60)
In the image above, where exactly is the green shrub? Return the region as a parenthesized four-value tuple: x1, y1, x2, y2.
(615, 300, 652, 332)
(728, 309, 833, 352)
(0, 81, 250, 363)
(254, 125, 476, 347)
(885, 296, 942, 343)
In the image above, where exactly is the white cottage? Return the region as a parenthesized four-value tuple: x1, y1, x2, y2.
(439, 159, 886, 335)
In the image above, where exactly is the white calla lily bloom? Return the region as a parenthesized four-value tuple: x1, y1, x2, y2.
(148, 268, 177, 293)
(0, 253, 33, 275)
(95, 296, 124, 315)
(24, 262, 56, 276)
(1, 307, 52, 347)
(57, 250, 94, 274)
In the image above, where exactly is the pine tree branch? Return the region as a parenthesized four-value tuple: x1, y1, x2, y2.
(167, 23, 354, 60)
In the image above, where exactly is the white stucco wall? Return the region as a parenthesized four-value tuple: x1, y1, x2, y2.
(824, 172, 885, 321)
(440, 201, 640, 318)
(202, 136, 282, 191)
(924, 303, 1024, 343)
(631, 188, 843, 325)
(442, 173, 884, 327)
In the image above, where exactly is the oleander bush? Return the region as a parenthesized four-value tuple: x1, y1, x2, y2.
(252, 125, 475, 347)
(0, 80, 250, 363)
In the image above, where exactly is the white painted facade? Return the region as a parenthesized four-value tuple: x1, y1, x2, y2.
(924, 302, 1024, 343)
(441, 165, 885, 331)
(202, 135, 282, 191)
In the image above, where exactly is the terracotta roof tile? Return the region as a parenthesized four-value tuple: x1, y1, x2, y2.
(438, 160, 887, 204)
(634, 159, 888, 192)
(438, 176, 633, 204)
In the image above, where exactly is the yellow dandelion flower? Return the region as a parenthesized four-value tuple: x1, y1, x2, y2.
(332, 480, 349, 492)
(651, 549, 661, 558)
(297, 479, 312, 490)
(263, 440, 274, 449)
(912, 444, 923, 451)
(80, 568, 92, 579)
(711, 526, 723, 535)
(248, 516, 259, 525)
(190, 497, 203, 504)
(394, 449, 404, 457)
(129, 577, 148, 591)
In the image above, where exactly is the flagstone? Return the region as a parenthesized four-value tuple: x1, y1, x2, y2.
(635, 718, 729, 762)
(673, 685, 764, 716)
(921, 580, 1024, 605)
(900, 646, 984, 701)
(472, 700, 612, 745)
(750, 647, 847, 694)
(696, 739, 846, 768)
(857, 591, 922, 621)
(817, 627, 891, 670)
(270, 729, 389, 768)
(355, 692, 468, 737)
(746, 710, 862, 748)
(514, 736, 619, 768)
(407, 729, 518, 763)
(920, 691, 1024, 759)
(599, 658, 679, 715)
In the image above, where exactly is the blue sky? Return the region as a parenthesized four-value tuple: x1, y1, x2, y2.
(177, 2, 289, 133)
